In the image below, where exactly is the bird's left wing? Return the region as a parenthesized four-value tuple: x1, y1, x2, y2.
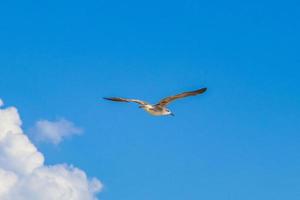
(103, 97, 148, 105)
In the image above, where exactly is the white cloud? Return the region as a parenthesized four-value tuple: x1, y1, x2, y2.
(0, 100, 102, 200)
(0, 99, 3, 107)
(31, 118, 82, 144)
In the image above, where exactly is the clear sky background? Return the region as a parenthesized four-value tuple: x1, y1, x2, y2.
(1, 0, 300, 199)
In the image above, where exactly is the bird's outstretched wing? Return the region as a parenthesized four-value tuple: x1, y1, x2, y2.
(103, 97, 149, 105)
(156, 87, 207, 107)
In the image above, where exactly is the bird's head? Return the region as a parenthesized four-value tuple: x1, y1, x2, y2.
(165, 109, 175, 116)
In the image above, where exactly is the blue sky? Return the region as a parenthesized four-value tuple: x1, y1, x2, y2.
(1, 0, 300, 199)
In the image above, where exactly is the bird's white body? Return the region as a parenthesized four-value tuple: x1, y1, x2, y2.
(140, 104, 172, 116)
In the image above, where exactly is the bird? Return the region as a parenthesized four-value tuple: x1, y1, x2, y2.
(103, 87, 207, 116)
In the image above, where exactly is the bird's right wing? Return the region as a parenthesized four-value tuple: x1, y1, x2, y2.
(103, 97, 149, 105)
(156, 87, 207, 106)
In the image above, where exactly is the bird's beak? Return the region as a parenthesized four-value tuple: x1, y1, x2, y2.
(170, 113, 175, 117)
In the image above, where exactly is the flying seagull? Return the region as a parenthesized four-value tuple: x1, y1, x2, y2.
(103, 87, 207, 116)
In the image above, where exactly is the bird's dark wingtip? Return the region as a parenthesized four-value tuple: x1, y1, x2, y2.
(197, 87, 207, 93)
(102, 97, 129, 102)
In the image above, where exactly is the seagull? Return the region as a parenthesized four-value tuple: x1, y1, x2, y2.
(103, 87, 207, 116)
